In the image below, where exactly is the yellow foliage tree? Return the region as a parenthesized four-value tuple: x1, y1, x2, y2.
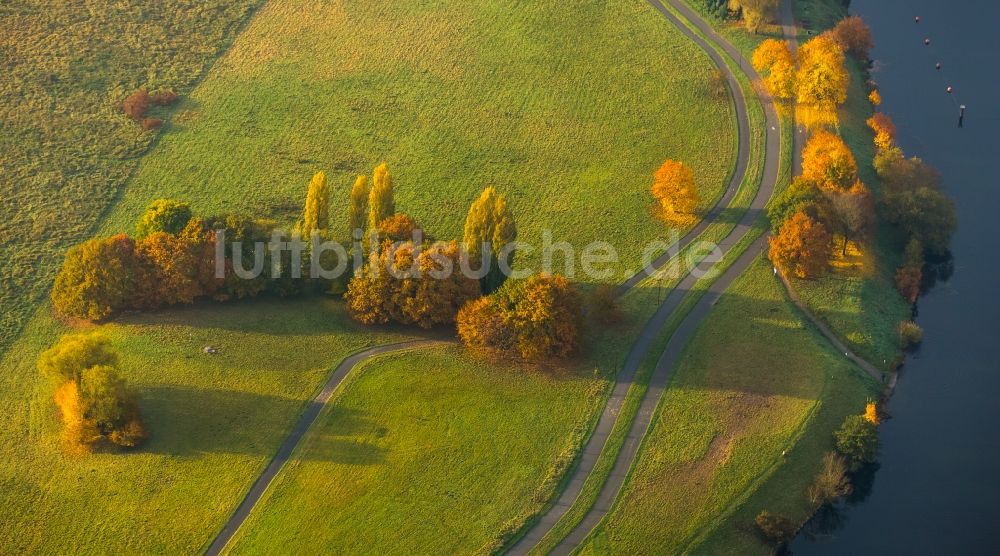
(868, 89, 881, 106)
(348, 174, 368, 238)
(729, 0, 779, 33)
(651, 159, 699, 224)
(866, 112, 896, 152)
(463, 186, 518, 293)
(801, 130, 858, 191)
(751, 39, 796, 100)
(796, 34, 849, 124)
(864, 401, 880, 425)
(368, 163, 395, 231)
(301, 171, 329, 239)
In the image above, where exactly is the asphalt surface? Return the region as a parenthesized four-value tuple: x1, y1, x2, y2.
(507, 0, 784, 552)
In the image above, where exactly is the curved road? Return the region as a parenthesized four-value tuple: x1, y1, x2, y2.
(204, 339, 450, 555)
(507, 0, 785, 553)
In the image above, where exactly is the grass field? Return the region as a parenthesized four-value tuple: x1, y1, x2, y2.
(225, 346, 604, 554)
(0, 0, 262, 358)
(0, 0, 739, 551)
(577, 257, 876, 554)
(95, 0, 737, 279)
(0, 299, 413, 553)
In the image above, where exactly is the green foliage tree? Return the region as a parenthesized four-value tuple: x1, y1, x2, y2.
(135, 199, 192, 239)
(463, 187, 518, 293)
(349, 174, 369, 238)
(51, 234, 137, 321)
(368, 163, 395, 231)
(301, 171, 329, 239)
(882, 183, 957, 257)
(37, 333, 118, 383)
(834, 414, 879, 470)
(768, 177, 827, 233)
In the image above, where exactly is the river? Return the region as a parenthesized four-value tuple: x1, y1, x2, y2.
(791, 0, 1000, 553)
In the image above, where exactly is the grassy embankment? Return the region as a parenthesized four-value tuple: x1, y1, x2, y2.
(0, 0, 737, 552)
(569, 3, 895, 553)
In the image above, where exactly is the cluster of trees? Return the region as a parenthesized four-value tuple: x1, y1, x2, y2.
(346, 240, 480, 328)
(456, 273, 584, 361)
(650, 159, 700, 226)
(52, 163, 413, 321)
(769, 130, 873, 278)
(757, 400, 880, 546)
(38, 333, 146, 452)
(752, 16, 872, 126)
(865, 117, 956, 302)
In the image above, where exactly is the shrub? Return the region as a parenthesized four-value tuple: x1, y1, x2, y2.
(122, 88, 151, 120)
(51, 234, 137, 321)
(149, 89, 178, 106)
(808, 452, 852, 505)
(708, 68, 728, 100)
(755, 510, 796, 544)
(834, 414, 879, 470)
(141, 117, 163, 131)
(899, 320, 923, 348)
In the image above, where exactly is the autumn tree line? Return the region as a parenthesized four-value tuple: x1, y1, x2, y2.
(45, 164, 604, 451)
(756, 16, 955, 311)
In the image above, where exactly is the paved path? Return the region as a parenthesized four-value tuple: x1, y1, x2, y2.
(204, 339, 449, 556)
(507, 0, 783, 552)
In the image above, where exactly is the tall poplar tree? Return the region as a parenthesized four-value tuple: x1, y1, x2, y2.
(301, 171, 329, 239)
(348, 174, 369, 238)
(463, 187, 517, 293)
(368, 163, 395, 231)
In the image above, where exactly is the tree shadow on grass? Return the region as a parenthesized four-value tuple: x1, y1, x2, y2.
(139, 385, 385, 464)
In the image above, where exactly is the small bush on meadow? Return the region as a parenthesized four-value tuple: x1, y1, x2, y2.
(122, 88, 151, 120)
(755, 510, 796, 544)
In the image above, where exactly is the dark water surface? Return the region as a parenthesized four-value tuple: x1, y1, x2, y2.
(792, 0, 1000, 553)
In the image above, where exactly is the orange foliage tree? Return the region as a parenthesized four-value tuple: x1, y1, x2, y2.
(457, 273, 583, 361)
(133, 231, 202, 310)
(651, 159, 699, 224)
(346, 240, 479, 328)
(376, 213, 422, 243)
(801, 130, 858, 191)
(751, 39, 796, 100)
(831, 16, 874, 61)
(868, 89, 881, 106)
(866, 112, 896, 152)
(769, 210, 832, 279)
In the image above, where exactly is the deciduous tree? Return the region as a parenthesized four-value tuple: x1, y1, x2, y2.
(135, 199, 192, 239)
(729, 0, 779, 33)
(866, 112, 896, 152)
(831, 16, 874, 61)
(349, 174, 369, 238)
(37, 333, 118, 383)
(801, 130, 858, 191)
(51, 234, 137, 321)
(463, 187, 518, 293)
(368, 163, 395, 231)
(751, 39, 796, 100)
(834, 414, 879, 470)
(651, 159, 699, 223)
(796, 34, 849, 115)
(769, 210, 832, 279)
(301, 171, 329, 239)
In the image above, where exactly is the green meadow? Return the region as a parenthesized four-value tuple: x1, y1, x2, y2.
(0, 0, 737, 552)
